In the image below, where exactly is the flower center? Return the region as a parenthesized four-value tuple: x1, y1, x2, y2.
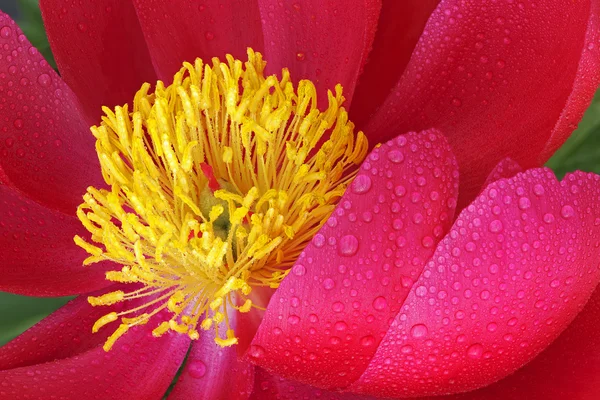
(74, 49, 367, 351)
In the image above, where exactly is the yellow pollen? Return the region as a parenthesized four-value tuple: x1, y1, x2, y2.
(75, 48, 368, 351)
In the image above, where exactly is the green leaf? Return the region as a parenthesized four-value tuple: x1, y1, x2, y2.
(16, 0, 56, 69)
(0, 292, 72, 346)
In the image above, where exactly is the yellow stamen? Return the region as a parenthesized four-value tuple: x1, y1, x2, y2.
(75, 49, 367, 351)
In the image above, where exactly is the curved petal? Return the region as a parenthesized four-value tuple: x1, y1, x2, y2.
(432, 285, 600, 400)
(132, 0, 264, 82)
(365, 0, 600, 208)
(0, 184, 113, 297)
(40, 0, 157, 123)
(258, 0, 381, 107)
(0, 12, 102, 214)
(0, 293, 190, 400)
(250, 368, 373, 400)
(350, 0, 439, 128)
(349, 169, 600, 398)
(168, 312, 254, 400)
(249, 130, 459, 389)
(482, 158, 523, 190)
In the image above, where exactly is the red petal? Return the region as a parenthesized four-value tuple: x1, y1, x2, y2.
(0, 292, 190, 399)
(349, 169, 600, 398)
(0, 12, 102, 214)
(258, 0, 381, 107)
(0, 185, 112, 296)
(250, 368, 372, 400)
(445, 286, 600, 400)
(350, 0, 440, 128)
(365, 0, 600, 208)
(133, 0, 264, 82)
(40, 0, 157, 123)
(482, 158, 523, 190)
(248, 130, 459, 389)
(168, 312, 255, 400)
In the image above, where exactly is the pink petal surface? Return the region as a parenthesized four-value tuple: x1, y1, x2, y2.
(133, 0, 264, 82)
(350, 0, 439, 128)
(249, 130, 459, 389)
(0, 12, 102, 214)
(168, 312, 255, 400)
(40, 0, 157, 123)
(258, 0, 381, 107)
(0, 184, 112, 297)
(0, 291, 190, 400)
(365, 0, 600, 208)
(250, 368, 373, 400)
(481, 158, 523, 190)
(350, 169, 600, 398)
(445, 285, 600, 400)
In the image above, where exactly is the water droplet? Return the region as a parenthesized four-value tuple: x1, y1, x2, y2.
(332, 302, 344, 312)
(296, 52, 306, 61)
(248, 345, 266, 359)
(561, 205, 575, 219)
(37, 73, 51, 87)
(488, 219, 503, 233)
(518, 197, 531, 210)
(292, 264, 306, 276)
(338, 234, 359, 256)
(288, 315, 300, 325)
(351, 175, 372, 194)
(360, 335, 375, 347)
(188, 360, 207, 379)
(312, 233, 325, 247)
(0, 26, 11, 38)
(204, 31, 214, 40)
(372, 296, 387, 311)
(13, 119, 23, 130)
(410, 324, 428, 338)
(467, 343, 484, 359)
(387, 149, 404, 163)
(322, 278, 335, 290)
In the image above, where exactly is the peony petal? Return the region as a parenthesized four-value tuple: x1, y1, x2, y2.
(444, 285, 600, 400)
(0, 12, 102, 214)
(249, 130, 459, 389)
(258, 0, 381, 107)
(481, 158, 523, 191)
(132, 0, 264, 82)
(349, 169, 600, 398)
(168, 312, 255, 400)
(365, 0, 600, 208)
(0, 185, 113, 297)
(249, 368, 373, 400)
(0, 291, 190, 400)
(40, 0, 157, 123)
(350, 0, 439, 128)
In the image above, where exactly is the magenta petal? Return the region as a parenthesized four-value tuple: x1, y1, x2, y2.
(249, 368, 373, 400)
(365, 0, 600, 208)
(350, 169, 600, 398)
(258, 0, 381, 107)
(0, 12, 102, 214)
(444, 286, 600, 400)
(350, 0, 440, 128)
(168, 313, 254, 400)
(0, 290, 190, 399)
(40, 0, 157, 122)
(133, 0, 264, 82)
(0, 185, 112, 296)
(482, 158, 523, 190)
(249, 130, 459, 389)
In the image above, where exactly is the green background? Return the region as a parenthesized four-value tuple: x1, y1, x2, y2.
(1, 0, 600, 346)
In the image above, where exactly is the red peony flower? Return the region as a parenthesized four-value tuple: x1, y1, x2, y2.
(1, 1, 600, 399)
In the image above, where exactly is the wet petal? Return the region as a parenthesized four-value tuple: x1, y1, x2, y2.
(482, 158, 523, 190)
(249, 130, 459, 389)
(249, 368, 373, 400)
(258, 0, 381, 107)
(133, 0, 263, 82)
(350, 0, 439, 127)
(40, 0, 157, 122)
(365, 0, 600, 208)
(350, 169, 600, 398)
(0, 185, 112, 297)
(446, 286, 600, 400)
(0, 12, 102, 214)
(0, 289, 190, 399)
(168, 312, 254, 400)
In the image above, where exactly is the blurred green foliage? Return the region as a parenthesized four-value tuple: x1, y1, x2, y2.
(1, 0, 600, 350)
